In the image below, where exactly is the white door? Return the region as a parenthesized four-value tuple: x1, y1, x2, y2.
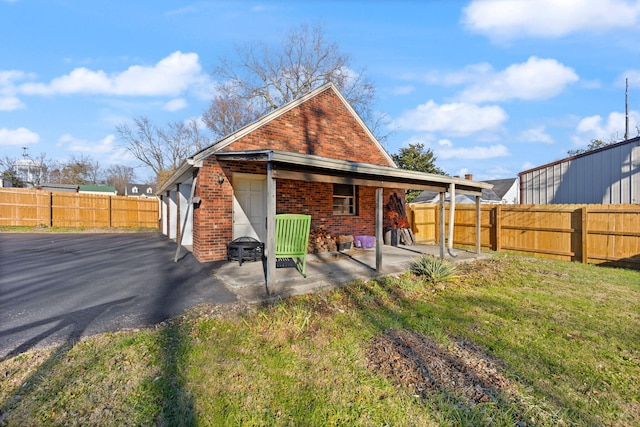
(233, 174, 267, 242)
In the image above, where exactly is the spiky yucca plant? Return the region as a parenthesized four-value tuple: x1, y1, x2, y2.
(409, 255, 458, 284)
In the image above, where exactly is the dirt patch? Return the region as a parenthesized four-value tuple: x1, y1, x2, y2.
(367, 329, 519, 409)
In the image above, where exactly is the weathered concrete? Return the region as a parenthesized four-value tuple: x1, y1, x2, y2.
(214, 244, 489, 303)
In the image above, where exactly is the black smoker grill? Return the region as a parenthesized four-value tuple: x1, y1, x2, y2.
(226, 237, 265, 266)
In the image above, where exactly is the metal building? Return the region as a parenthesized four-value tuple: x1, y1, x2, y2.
(519, 136, 640, 204)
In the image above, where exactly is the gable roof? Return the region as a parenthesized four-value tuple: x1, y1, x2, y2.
(192, 82, 394, 166)
(159, 82, 395, 194)
(483, 178, 517, 199)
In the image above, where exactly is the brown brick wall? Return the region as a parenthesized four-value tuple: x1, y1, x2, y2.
(190, 87, 402, 262)
(192, 159, 404, 261)
(220, 88, 394, 167)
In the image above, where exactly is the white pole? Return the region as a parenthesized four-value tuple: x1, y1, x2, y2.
(448, 182, 457, 257)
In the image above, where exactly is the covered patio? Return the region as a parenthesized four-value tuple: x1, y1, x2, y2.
(214, 242, 489, 303)
(210, 149, 493, 295)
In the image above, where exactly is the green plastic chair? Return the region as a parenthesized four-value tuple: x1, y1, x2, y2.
(275, 214, 311, 277)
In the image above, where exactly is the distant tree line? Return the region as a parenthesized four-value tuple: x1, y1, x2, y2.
(0, 153, 140, 196)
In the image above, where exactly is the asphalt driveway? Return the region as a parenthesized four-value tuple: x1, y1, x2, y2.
(0, 232, 237, 359)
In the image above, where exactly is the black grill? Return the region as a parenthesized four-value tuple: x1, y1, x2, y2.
(226, 237, 265, 266)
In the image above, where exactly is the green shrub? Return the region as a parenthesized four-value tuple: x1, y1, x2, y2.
(409, 255, 457, 284)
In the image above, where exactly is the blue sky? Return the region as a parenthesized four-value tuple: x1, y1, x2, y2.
(2, 0, 640, 182)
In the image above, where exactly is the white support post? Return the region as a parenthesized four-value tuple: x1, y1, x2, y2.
(476, 195, 482, 255)
(448, 183, 457, 257)
(265, 164, 277, 294)
(376, 187, 383, 272)
(439, 191, 445, 259)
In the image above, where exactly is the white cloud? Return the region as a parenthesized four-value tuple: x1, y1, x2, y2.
(519, 126, 554, 144)
(392, 100, 507, 136)
(462, 0, 640, 41)
(421, 63, 494, 86)
(0, 127, 40, 146)
(438, 139, 453, 147)
(163, 98, 188, 111)
(623, 69, 640, 87)
(573, 110, 639, 143)
(0, 70, 30, 87)
(57, 134, 137, 166)
(19, 51, 208, 97)
(458, 57, 578, 103)
(0, 96, 25, 111)
(0, 70, 33, 110)
(58, 133, 116, 154)
(389, 85, 414, 95)
(437, 144, 510, 160)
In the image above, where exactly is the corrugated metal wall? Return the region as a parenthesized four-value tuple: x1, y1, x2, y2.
(520, 138, 640, 204)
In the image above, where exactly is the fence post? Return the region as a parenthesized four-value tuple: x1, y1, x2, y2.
(494, 205, 502, 252)
(434, 204, 439, 245)
(49, 192, 53, 227)
(108, 196, 113, 228)
(476, 196, 481, 254)
(581, 205, 588, 264)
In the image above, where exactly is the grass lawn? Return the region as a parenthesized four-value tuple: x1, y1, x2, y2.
(1, 254, 638, 426)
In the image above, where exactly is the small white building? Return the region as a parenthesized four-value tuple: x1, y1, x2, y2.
(14, 159, 45, 187)
(126, 184, 156, 197)
(519, 136, 640, 204)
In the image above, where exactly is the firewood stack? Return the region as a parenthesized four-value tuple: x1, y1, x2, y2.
(308, 226, 338, 253)
(385, 193, 416, 245)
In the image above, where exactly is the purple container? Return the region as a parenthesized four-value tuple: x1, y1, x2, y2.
(354, 235, 375, 249)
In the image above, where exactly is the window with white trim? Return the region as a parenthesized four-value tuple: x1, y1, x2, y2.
(333, 184, 357, 215)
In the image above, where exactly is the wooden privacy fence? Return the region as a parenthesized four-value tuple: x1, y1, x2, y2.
(0, 188, 159, 229)
(408, 203, 640, 268)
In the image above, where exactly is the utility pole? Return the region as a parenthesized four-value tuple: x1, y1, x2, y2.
(625, 77, 629, 140)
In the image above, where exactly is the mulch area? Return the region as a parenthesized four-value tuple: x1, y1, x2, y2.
(367, 329, 522, 410)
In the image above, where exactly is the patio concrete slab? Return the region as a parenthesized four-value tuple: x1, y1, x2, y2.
(213, 244, 489, 303)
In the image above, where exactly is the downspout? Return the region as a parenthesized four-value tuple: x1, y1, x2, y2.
(448, 182, 457, 257)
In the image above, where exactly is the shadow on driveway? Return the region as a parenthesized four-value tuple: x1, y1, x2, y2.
(0, 232, 237, 359)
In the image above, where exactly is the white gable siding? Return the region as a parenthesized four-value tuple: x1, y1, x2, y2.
(520, 138, 640, 204)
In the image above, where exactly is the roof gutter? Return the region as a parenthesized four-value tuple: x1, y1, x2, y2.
(155, 158, 199, 195)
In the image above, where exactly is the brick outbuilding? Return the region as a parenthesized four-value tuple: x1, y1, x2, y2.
(158, 83, 491, 289)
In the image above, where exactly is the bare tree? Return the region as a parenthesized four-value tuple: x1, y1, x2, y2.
(49, 155, 99, 185)
(0, 155, 22, 187)
(202, 83, 262, 138)
(105, 164, 136, 195)
(207, 23, 383, 140)
(116, 117, 210, 183)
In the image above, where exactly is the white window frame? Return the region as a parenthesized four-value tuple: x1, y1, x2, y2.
(333, 184, 357, 215)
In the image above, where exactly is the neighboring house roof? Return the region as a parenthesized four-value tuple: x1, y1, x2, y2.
(483, 178, 518, 200)
(78, 185, 117, 194)
(411, 186, 502, 204)
(38, 183, 79, 192)
(126, 184, 155, 197)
